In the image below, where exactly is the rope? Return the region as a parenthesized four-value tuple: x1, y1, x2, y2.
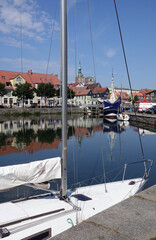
(86, 0, 96, 82)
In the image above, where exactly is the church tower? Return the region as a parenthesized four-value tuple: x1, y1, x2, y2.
(75, 61, 85, 84)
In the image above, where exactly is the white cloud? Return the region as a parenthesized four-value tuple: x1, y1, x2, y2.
(0, 57, 60, 75)
(0, 37, 35, 49)
(105, 48, 117, 58)
(0, 0, 59, 43)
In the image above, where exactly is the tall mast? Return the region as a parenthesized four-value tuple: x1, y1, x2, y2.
(61, 0, 67, 198)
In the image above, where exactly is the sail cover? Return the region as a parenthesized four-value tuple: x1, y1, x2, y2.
(0, 157, 61, 191)
(104, 99, 121, 109)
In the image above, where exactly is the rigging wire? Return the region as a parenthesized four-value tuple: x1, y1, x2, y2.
(113, 0, 133, 105)
(74, 0, 77, 78)
(113, 0, 146, 166)
(100, 133, 107, 192)
(86, 0, 96, 82)
(45, 0, 58, 81)
(20, 4, 23, 73)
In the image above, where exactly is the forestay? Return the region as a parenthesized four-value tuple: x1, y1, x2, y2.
(0, 157, 61, 191)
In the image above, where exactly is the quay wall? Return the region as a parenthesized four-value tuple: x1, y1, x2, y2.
(0, 107, 83, 116)
(129, 113, 156, 126)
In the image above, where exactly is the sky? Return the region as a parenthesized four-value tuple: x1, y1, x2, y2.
(0, 0, 156, 90)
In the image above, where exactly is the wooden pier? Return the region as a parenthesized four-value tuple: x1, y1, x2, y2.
(84, 105, 103, 117)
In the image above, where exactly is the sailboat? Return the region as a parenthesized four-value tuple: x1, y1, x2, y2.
(103, 72, 121, 120)
(0, 1, 153, 239)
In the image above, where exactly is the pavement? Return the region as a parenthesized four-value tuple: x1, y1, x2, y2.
(53, 184, 156, 240)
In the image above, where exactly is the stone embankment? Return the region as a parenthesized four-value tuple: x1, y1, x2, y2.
(54, 185, 156, 240)
(129, 112, 156, 126)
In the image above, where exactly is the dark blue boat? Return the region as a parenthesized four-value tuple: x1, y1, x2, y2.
(103, 99, 121, 119)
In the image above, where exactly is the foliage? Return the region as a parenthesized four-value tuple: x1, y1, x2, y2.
(12, 82, 34, 108)
(0, 133, 6, 148)
(68, 87, 75, 99)
(128, 96, 131, 102)
(133, 95, 139, 102)
(13, 129, 35, 146)
(118, 95, 121, 100)
(56, 87, 75, 99)
(0, 83, 7, 97)
(37, 129, 56, 143)
(35, 83, 56, 105)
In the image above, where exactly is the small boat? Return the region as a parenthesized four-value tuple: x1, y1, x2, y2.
(103, 73, 121, 120)
(117, 113, 130, 121)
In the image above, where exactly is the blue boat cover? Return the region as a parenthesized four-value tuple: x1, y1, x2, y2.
(104, 99, 121, 109)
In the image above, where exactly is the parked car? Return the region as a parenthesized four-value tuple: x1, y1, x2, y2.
(146, 105, 156, 114)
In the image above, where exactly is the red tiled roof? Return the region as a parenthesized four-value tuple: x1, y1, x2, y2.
(71, 87, 90, 96)
(140, 89, 153, 94)
(92, 87, 108, 93)
(0, 70, 60, 88)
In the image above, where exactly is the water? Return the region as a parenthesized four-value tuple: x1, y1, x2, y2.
(0, 116, 155, 203)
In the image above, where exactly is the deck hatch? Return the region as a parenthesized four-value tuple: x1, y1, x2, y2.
(71, 194, 92, 201)
(21, 228, 51, 240)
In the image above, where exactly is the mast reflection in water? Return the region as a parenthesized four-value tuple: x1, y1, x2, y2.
(0, 116, 155, 203)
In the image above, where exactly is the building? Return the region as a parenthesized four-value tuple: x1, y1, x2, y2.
(91, 88, 109, 100)
(0, 70, 60, 107)
(146, 90, 156, 102)
(75, 62, 85, 84)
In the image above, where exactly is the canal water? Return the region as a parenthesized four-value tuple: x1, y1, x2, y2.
(0, 116, 155, 203)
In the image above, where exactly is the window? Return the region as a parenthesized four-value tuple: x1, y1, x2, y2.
(4, 123, 8, 129)
(2, 76, 6, 79)
(17, 76, 22, 83)
(6, 82, 11, 87)
(4, 98, 8, 104)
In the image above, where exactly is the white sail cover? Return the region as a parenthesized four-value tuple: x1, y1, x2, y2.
(0, 157, 61, 191)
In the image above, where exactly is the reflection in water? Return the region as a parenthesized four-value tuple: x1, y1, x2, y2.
(103, 119, 129, 161)
(0, 118, 103, 156)
(0, 117, 155, 203)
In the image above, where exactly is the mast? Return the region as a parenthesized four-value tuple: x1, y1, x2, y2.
(61, 0, 67, 198)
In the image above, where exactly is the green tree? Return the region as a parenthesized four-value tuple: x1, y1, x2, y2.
(68, 87, 75, 99)
(133, 95, 139, 102)
(35, 83, 56, 106)
(12, 82, 34, 108)
(56, 87, 75, 99)
(0, 83, 7, 105)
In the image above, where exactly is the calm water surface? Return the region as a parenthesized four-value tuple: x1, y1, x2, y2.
(0, 116, 155, 203)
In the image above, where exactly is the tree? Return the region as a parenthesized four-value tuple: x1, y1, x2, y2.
(35, 83, 56, 106)
(67, 87, 75, 99)
(56, 87, 75, 99)
(0, 83, 7, 105)
(12, 82, 34, 108)
(133, 95, 139, 102)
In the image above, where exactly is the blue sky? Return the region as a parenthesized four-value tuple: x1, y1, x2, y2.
(0, 0, 156, 90)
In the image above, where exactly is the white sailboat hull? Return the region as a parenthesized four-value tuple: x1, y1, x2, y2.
(117, 113, 130, 121)
(0, 178, 146, 239)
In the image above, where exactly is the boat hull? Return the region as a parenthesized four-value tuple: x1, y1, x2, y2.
(0, 178, 147, 239)
(103, 100, 121, 119)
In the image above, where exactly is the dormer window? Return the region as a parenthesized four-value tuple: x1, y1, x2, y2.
(17, 76, 22, 83)
(2, 76, 6, 79)
(6, 82, 11, 87)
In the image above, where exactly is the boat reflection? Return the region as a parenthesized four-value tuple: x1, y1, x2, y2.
(103, 119, 129, 161)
